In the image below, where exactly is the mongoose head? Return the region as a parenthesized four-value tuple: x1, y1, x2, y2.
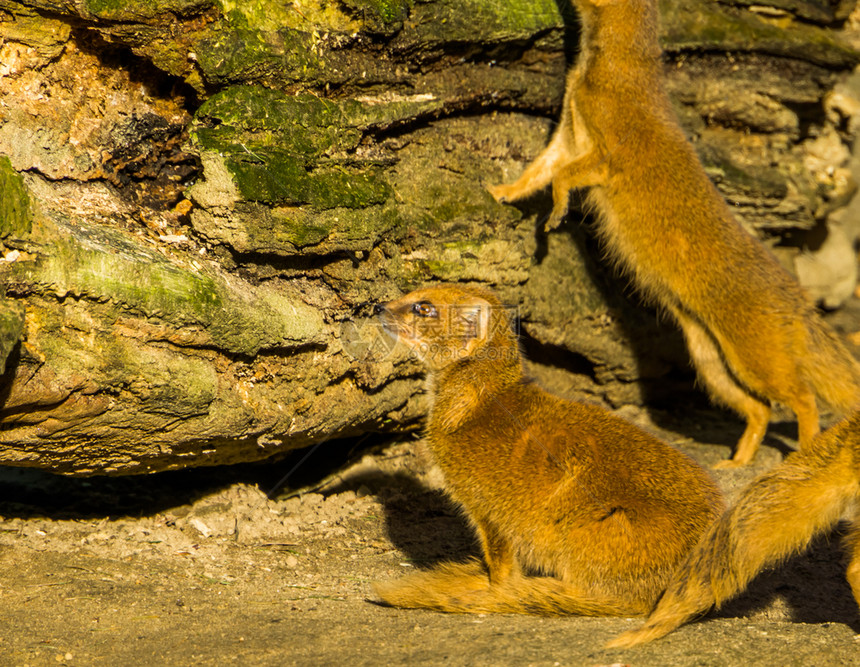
(376, 284, 517, 372)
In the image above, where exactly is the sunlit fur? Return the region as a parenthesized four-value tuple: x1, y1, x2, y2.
(488, 0, 860, 467)
(374, 284, 723, 616)
(608, 412, 860, 647)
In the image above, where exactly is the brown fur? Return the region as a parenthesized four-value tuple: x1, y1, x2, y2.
(373, 284, 723, 615)
(487, 0, 860, 466)
(607, 412, 860, 648)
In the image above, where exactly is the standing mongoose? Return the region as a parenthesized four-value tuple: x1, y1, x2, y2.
(373, 284, 723, 616)
(608, 411, 860, 647)
(488, 0, 860, 466)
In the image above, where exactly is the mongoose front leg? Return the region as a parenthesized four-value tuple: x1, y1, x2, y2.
(791, 391, 820, 452)
(546, 154, 610, 230)
(475, 520, 519, 585)
(491, 148, 609, 231)
(487, 124, 573, 205)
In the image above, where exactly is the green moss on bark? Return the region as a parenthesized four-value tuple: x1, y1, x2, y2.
(346, 0, 411, 24)
(407, 0, 561, 45)
(190, 85, 443, 212)
(11, 217, 323, 356)
(0, 297, 24, 374)
(196, 27, 324, 87)
(0, 155, 33, 240)
(194, 86, 443, 156)
(224, 153, 391, 209)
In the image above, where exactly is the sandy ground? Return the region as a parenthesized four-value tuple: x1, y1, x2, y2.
(0, 400, 858, 667)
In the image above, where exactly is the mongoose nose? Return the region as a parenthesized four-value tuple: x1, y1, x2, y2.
(372, 303, 387, 316)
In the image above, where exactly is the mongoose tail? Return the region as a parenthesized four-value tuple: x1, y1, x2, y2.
(608, 414, 860, 648)
(375, 560, 648, 617)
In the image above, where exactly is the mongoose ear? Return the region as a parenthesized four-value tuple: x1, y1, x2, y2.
(458, 297, 493, 352)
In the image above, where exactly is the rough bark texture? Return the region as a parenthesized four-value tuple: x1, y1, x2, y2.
(1, 0, 860, 474)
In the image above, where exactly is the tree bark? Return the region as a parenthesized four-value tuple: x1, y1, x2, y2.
(0, 0, 859, 473)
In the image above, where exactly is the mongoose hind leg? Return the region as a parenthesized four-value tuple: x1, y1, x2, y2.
(787, 391, 820, 452)
(714, 409, 770, 469)
(669, 306, 771, 467)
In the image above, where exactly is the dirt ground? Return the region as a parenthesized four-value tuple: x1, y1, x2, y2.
(0, 395, 859, 667)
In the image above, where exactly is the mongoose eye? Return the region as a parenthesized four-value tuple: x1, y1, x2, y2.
(411, 301, 438, 318)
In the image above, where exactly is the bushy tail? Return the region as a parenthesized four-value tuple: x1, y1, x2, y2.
(802, 315, 860, 414)
(608, 417, 860, 648)
(374, 559, 648, 617)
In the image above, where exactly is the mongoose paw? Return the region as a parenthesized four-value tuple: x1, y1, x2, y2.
(486, 182, 512, 203)
(711, 458, 750, 470)
(544, 206, 568, 231)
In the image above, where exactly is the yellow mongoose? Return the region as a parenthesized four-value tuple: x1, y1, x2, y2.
(608, 411, 860, 647)
(373, 284, 723, 615)
(488, 0, 860, 466)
